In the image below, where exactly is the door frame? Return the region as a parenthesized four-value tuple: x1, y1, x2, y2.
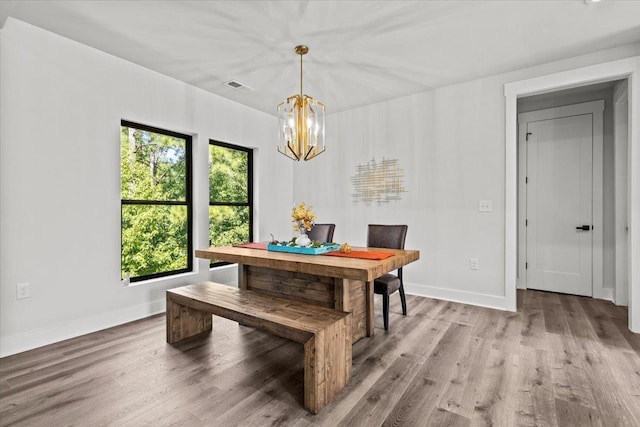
(517, 100, 605, 297)
(504, 56, 640, 332)
(613, 82, 629, 306)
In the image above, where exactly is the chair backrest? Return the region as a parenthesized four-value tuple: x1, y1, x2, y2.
(308, 223, 336, 242)
(367, 224, 408, 250)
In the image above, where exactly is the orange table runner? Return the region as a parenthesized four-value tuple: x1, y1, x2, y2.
(324, 250, 394, 260)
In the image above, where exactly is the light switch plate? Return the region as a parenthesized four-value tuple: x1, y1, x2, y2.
(479, 200, 493, 212)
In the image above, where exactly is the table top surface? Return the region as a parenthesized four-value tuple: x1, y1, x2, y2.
(195, 246, 420, 282)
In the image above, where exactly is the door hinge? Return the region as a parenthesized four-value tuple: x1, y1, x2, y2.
(525, 219, 528, 226)
(526, 132, 532, 141)
(525, 177, 528, 184)
(526, 262, 528, 269)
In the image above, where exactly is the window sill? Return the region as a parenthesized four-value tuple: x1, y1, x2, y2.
(209, 263, 236, 272)
(123, 271, 198, 288)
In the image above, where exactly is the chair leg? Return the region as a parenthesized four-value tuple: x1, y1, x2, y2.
(382, 293, 390, 331)
(399, 283, 407, 316)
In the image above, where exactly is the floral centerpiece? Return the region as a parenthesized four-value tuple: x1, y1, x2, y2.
(291, 202, 316, 247)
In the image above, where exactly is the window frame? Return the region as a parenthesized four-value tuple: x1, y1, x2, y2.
(208, 139, 254, 268)
(120, 120, 193, 282)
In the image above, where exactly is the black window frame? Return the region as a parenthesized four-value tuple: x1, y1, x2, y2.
(120, 120, 193, 282)
(208, 139, 254, 268)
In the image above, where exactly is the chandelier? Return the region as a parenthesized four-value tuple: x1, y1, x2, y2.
(277, 45, 326, 161)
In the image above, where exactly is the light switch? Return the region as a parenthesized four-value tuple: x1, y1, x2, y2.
(479, 200, 493, 212)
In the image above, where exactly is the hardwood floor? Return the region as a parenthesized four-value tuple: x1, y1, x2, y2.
(1, 290, 639, 426)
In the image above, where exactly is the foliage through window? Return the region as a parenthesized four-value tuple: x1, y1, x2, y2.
(209, 140, 253, 265)
(121, 121, 192, 281)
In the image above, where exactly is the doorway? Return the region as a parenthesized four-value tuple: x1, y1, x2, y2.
(504, 57, 639, 331)
(518, 100, 604, 297)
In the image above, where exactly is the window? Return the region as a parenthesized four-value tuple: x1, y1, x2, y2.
(209, 140, 253, 266)
(120, 121, 192, 282)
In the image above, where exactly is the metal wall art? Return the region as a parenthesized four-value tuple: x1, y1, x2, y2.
(350, 158, 406, 204)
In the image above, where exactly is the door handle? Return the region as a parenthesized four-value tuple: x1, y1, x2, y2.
(576, 225, 591, 231)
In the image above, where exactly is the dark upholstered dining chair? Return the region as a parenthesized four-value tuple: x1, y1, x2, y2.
(367, 224, 408, 331)
(307, 224, 336, 243)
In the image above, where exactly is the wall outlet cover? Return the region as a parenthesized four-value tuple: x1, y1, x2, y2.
(17, 282, 31, 299)
(479, 200, 493, 212)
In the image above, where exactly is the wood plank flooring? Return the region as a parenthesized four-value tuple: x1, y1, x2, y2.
(1, 290, 639, 426)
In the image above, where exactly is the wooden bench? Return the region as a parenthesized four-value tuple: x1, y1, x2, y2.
(166, 281, 352, 414)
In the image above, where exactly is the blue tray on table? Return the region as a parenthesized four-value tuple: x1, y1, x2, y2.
(267, 243, 340, 255)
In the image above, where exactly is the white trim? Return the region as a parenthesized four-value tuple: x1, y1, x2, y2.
(613, 81, 629, 306)
(629, 67, 639, 332)
(123, 270, 199, 287)
(598, 287, 614, 302)
(405, 283, 508, 312)
(517, 115, 528, 290)
(592, 102, 605, 300)
(0, 299, 166, 358)
(505, 56, 640, 331)
(518, 100, 604, 121)
(517, 101, 605, 299)
(0, 265, 240, 357)
(505, 94, 518, 311)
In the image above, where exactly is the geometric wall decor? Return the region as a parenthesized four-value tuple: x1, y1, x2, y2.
(350, 158, 406, 204)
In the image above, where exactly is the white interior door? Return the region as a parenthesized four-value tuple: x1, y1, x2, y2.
(526, 114, 593, 296)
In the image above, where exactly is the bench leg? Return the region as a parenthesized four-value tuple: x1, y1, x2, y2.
(303, 314, 352, 414)
(166, 294, 212, 344)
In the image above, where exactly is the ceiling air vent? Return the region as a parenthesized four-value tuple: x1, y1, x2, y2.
(225, 80, 254, 93)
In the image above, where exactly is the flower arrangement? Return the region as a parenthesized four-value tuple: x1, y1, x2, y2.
(292, 202, 316, 232)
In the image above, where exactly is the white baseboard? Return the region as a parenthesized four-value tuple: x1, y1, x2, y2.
(593, 286, 614, 302)
(0, 299, 167, 358)
(404, 282, 512, 312)
(1, 276, 240, 358)
(1, 280, 518, 357)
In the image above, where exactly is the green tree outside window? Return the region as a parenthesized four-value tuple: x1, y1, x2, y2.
(120, 122, 192, 281)
(209, 141, 253, 264)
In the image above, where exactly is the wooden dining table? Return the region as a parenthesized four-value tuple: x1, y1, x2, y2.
(195, 244, 420, 343)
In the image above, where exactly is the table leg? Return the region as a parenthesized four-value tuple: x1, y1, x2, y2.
(166, 294, 212, 344)
(334, 279, 351, 312)
(366, 280, 375, 337)
(242, 266, 370, 343)
(238, 264, 247, 290)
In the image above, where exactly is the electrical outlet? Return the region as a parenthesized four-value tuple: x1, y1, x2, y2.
(469, 258, 479, 270)
(479, 200, 493, 212)
(17, 282, 31, 299)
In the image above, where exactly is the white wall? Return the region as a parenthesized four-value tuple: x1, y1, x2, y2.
(293, 42, 640, 310)
(0, 18, 293, 357)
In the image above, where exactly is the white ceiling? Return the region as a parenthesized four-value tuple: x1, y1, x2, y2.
(1, 1, 639, 115)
